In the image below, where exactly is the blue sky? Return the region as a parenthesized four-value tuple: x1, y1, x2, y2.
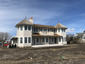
(0, 0, 85, 36)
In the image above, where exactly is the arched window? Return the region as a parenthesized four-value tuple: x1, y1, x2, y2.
(24, 37, 27, 43)
(20, 37, 23, 43)
(28, 37, 31, 43)
(28, 26, 31, 30)
(25, 25, 27, 30)
(62, 29, 65, 32)
(20, 26, 23, 31)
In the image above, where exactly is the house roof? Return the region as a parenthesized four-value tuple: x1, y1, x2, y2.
(56, 23, 67, 29)
(16, 18, 32, 27)
(11, 37, 18, 40)
(32, 33, 61, 37)
(16, 18, 67, 29)
(33, 24, 55, 28)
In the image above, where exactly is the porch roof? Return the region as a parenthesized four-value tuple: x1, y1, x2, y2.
(11, 37, 18, 40)
(32, 33, 61, 37)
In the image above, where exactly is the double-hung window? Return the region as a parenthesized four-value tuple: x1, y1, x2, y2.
(20, 37, 23, 43)
(28, 37, 31, 43)
(25, 37, 27, 43)
(25, 26, 27, 30)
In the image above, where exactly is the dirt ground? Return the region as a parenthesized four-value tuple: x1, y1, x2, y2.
(0, 44, 85, 64)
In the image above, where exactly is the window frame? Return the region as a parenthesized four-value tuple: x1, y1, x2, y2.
(24, 37, 27, 43)
(20, 37, 23, 43)
(28, 37, 31, 43)
(24, 25, 28, 30)
(20, 26, 23, 31)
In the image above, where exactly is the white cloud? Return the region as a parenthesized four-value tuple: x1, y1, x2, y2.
(66, 28, 75, 33)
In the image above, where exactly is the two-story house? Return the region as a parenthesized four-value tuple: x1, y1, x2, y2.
(11, 17, 67, 47)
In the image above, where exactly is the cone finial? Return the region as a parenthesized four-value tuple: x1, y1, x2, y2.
(30, 16, 33, 19)
(29, 16, 33, 24)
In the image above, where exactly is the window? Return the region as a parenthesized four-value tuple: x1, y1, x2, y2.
(28, 37, 31, 43)
(36, 38, 38, 42)
(33, 28, 35, 32)
(25, 26, 27, 30)
(62, 29, 65, 32)
(24, 37, 27, 43)
(34, 28, 38, 32)
(18, 26, 19, 30)
(53, 29, 55, 32)
(54, 29, 57, 33)
(54, 29, 55, 32)
(20, 37, 23, 43)
(42, 38, 44, 42)
(59, 37, 61, 42)
(20, 26, 23, 31)
(64, 29, 65, 32)
(56, 29, 57, 32)
(44, 29, 47, 31)
(48, 29, 49, 32)
(40, 28, 42, 31)
(50, 29, 53, 32)
(52, 38, 54, 42)
(28, 26, 31, 30)
(62, 29, 63, 32)
(58, 29, 60, 32)
(46, 38, 48, 42)
(55, 29, 57, 32)
(63, 37, 66, 42)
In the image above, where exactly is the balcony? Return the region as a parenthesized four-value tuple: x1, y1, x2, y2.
(39, 31, 54, 36)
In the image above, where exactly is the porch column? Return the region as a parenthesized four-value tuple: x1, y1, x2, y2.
(58, 37, 60, 44)
(18, 37, 20, 44)
(61, 37, 63, 44)
(40, 37, 42, 45)
(44, 37, 46, 44)
(58, 37, 63, 45)
(48, 37, 49, 44)
(49, 37, 52, 44)
(39, 37, 41, 45)
(11, 40, 13, 44)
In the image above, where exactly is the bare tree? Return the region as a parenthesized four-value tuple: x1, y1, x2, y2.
(66, 34, 74, 44)
(66, 33, 81, 44)
(0, 32, 12, 47)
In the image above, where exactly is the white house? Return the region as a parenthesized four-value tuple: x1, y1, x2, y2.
(75, 31, 85, 43)
(11, 17, 67, 48)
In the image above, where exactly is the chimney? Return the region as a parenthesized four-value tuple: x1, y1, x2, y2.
(29, 17, 33, 24)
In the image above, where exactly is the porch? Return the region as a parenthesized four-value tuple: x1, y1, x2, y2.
(32, 35, 63, 45)
(11, 37, 18, 45)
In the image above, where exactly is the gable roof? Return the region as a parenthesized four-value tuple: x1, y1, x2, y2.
(16, 18, 67, 29)
(16, 19, 32, 27)
(56, 23, 67, 29)
(33, 24, 55, 28)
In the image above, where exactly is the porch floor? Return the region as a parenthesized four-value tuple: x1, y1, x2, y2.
(32, 44, 65, 48)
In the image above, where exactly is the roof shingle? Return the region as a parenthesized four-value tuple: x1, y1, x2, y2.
(16, 19, 32, 27)
(56, 23, 67, 29)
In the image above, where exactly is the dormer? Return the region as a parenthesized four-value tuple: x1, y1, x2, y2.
(56, 23, 67, 33)
(16, 17, 33, 31)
